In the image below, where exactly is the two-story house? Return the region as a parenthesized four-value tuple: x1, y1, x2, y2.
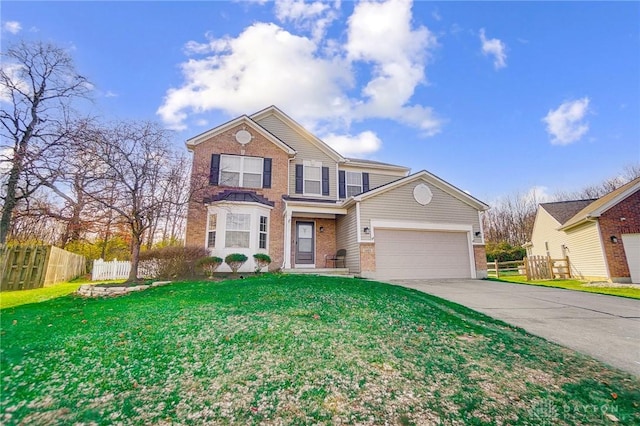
(185, 106, 489, 280)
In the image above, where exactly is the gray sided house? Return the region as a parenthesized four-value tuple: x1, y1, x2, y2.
(185, 106, 489, 279)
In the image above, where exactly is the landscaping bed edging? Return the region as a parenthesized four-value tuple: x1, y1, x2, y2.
(77, 281, 171, 297)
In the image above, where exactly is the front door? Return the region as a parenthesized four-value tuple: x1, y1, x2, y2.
(295, 221, 314, 265)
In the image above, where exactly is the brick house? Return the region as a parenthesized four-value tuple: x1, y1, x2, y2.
(185, 106, 489, 279)
(525, 177, 640, 283)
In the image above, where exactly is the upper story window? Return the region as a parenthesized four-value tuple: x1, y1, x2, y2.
(295, 161, 330, 196)
(210, 154, 271, 189)
(339, 170, 369, 199)
(346, 172, 363, 197)
(304, 165, 322, 195)
(219, 155, 263, 189)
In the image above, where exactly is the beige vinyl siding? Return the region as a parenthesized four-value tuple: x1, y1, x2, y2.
(256, 114, 337, 199)
(339, 166, 403, 193)
(565, 222, 608, 280)
(336, 206, 360, 273)
(359, 179, 482, 243)
(529, 208, 567, 259)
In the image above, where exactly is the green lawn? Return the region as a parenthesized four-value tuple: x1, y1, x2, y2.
(1, 275, 638, 425)
(488, 275, 640, 299)
(0, 278, 126, 310)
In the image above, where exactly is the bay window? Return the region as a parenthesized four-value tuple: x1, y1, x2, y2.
(225, 213, 251, 248)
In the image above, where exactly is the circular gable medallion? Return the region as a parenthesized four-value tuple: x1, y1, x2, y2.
(235, 129, 252, 145)
(413, 183, 433, 205)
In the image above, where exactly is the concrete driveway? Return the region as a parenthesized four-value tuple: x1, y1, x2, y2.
(390, 279, 640, 376)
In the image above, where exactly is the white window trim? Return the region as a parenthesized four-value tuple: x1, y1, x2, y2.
(225, 212, 252, 249)
(206, 213, 217, 249)
(346, 171, 363, 198)
(259, 215, 268, 250)
(220, 154, 263, 189)
(303, 160, 322, 196)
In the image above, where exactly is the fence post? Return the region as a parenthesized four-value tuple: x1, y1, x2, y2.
(546, 256, 554, 279)
(565, 256, 571, 278)
(524, 257, 530, 281)
(494, 260, 500, 278)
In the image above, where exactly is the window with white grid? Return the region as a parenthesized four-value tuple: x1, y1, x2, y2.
(346, 172, 363, 197)
(219, 155, 263, 189)
(304, 165, 321, 195)
(225, 213, 251, 248)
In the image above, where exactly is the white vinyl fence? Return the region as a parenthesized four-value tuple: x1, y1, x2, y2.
(92, 259, 131, 281)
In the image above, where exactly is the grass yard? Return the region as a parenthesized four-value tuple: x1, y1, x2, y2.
(488, 276, 640, 299)
(1, 275, 638, 425)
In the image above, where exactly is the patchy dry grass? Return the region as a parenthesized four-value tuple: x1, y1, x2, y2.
(488, 276, 640, 299)
(1, 275, 638, 425)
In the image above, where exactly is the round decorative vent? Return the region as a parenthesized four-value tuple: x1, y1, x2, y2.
(235, 129, 252, 145)
(413, 183, 433, 205)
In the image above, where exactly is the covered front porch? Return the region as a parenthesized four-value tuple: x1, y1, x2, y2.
(282, 197, 347, 271)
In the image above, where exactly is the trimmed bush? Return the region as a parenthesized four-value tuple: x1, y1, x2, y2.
(253, 253, 272, 273)
(139, 246, 208, 279)
(225, 253, 248, 275)
(196, 256, 223, 278)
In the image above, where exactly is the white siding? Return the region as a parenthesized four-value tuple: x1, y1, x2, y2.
(566, 222, 608, 280)
(336, 206, 360, 273)
(256, 114, 338, 199)
(529, 208, 568, 259)
(359, 179, 482, 244)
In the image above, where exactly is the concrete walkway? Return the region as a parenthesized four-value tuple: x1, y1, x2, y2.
(390, 279, 640, 376)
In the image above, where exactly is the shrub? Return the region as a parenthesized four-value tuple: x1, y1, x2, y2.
(196, 256, 223, 278)
(139, 246, 209, 279)
(485, 241, 527, 262)
(253, 253, 272, 273)
(224, 253, 248, 275)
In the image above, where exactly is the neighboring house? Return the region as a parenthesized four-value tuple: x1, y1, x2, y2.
(526, 177, 640, 283)
(185, 106, 489, 279)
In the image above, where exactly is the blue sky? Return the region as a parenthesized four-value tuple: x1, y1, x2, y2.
(2, 0, 639, 202)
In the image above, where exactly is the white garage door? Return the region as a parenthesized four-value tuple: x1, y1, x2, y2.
(374, 229, 472, 280)
(621, 234, 640, 284)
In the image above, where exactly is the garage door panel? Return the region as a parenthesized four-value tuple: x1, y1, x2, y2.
(375, 229, 471, 280)
(621, 234, 640, 284)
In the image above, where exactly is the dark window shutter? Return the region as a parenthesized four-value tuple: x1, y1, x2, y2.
(339, 170, 346, 199)
(295, 164, 303, 194)
(262, 158, 272, 188)
(362, 172, 370, 192)
(321, 167, 330, 196)
(209, 154, 220, 185)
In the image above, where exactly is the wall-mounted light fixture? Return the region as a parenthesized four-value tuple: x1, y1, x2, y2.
(319, 226, 324, 233)
(474, 231, 482, 238)
(610, 235, 618, 244)
(363, 227, 370, 234)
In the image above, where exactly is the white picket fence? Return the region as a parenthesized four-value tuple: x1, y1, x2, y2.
(91, 258, 131, 281)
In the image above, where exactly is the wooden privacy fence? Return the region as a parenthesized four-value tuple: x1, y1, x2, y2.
(92, 259, 131, 281)
(487, 256, 571, 281)
(1, 245, 87, 291)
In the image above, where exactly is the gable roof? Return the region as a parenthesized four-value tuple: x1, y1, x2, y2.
(539, 199, 596, 225)
(560, 177, 640, 230)
(250, 105, 346, 162)
(344, 157, 410, 174)
(204, 190, 275, 207)
(185, 115, 296, 155)
(344, 170, 489, 211)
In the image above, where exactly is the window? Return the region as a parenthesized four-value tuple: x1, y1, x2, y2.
(346, 172, 363, 197)
(259, 216, 268, 249)
(207, 214, 217, 248)
(219, 155, 263, 189)
(225, 213, 251, 248)
(304, 165, 322, 195)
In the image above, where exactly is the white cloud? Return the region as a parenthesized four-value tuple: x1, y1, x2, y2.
(274, 0, 339, 41)
(0, 63, 29, 103)
(2, 21, 22, 34)
(323, 131, 382, 156)
(524, 185, 552, 204)
(543, 97, 591, 145)
(104, 90, 118, 98)
(479, 28, 507, 69)
(158, 0, 442, 154)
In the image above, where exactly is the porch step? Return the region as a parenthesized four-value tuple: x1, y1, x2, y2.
(283, 268, 351, 277)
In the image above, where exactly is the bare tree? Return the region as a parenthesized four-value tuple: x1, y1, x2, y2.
(0, 41, 91, 244)
(82, 121, 177, 281)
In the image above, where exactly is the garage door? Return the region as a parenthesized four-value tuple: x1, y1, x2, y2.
(374, 229, 472, 280)
(621, 234, 640, 284)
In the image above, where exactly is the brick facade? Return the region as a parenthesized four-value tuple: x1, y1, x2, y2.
(599, 190, 640, 281)
(185, 124, 291, 270)
(360, 242, 376, 273)
(473, 245, 488, 278)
